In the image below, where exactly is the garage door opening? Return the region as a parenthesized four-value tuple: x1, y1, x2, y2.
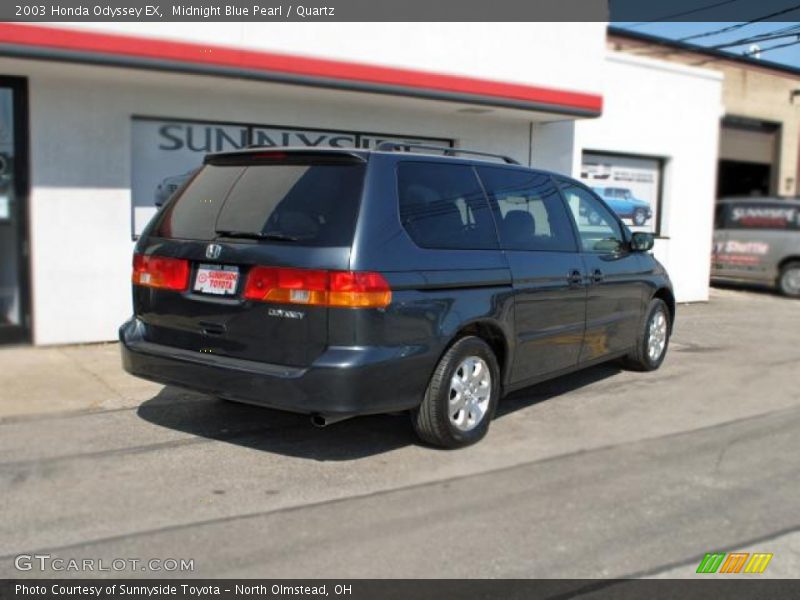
(717, 116, 779, 198)
(717, 159, 771, 197)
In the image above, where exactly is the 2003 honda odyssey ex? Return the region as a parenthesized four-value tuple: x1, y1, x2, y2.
(121, 144, 675, 448)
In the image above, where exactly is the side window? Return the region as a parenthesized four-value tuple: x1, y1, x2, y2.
(727, 203, 798, 231)
(714, 204, 728, 229)
(560, 183, 625, 253)
(398, 162, 498, 250)
(477, 167, 576, 252)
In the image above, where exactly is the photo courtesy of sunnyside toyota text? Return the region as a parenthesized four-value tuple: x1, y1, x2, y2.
(0, 1, 799, 598)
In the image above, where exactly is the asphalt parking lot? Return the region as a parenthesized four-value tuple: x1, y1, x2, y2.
(1, 286, 798, 579)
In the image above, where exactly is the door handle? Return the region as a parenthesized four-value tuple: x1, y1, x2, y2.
(567, 270, 583, 286)
(592, 269, 604, 283)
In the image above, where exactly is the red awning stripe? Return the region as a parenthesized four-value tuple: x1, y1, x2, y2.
(0, 23, 603, 115)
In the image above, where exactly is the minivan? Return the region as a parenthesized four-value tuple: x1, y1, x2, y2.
(712, 197, 800, 297)
(121, 144, 675, 448)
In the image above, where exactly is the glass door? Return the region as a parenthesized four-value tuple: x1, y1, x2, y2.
(0, 77, 29, 344)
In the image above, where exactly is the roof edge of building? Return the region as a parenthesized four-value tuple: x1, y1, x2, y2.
(608, 25, 800, 80)
(0, 23, 604, 118)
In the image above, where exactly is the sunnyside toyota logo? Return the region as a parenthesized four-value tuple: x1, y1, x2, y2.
(696, 552, 773, 574)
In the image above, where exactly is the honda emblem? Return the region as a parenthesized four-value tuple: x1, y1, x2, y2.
(205, 244, 222, 260)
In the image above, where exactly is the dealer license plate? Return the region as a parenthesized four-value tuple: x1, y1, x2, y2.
(193, 264, 240, 296)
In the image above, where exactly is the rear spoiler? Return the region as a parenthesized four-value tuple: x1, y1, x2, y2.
(204, 147, 368, 165)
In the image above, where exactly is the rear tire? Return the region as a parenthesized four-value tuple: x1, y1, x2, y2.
(633, 208, 647, 226)
(411, 336, 500, 449)
(622, 298, 671, 372)
(778, 262, 800, 297)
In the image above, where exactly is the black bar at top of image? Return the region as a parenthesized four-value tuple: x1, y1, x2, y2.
(4, 580, 800, 600)
(0, 0, 800, 21)
(5, 0, 609, 22)
(2, 0, 800, 22)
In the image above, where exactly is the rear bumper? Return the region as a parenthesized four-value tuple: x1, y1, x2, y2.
(120, 317, 432, 417)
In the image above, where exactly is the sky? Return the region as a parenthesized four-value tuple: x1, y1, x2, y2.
(612, 22, 800, 69)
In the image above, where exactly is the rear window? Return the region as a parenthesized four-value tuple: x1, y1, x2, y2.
(151, 159, 366, 246)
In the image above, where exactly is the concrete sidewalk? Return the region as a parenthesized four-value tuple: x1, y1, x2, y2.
(0, 342, 161, 418)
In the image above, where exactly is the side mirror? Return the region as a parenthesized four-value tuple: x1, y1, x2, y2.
(630, 231, 654, 252)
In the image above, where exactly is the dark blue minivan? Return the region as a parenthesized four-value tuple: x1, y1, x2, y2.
(121, 144, 674, 448)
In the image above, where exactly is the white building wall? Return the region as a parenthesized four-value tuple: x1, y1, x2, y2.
(572, 53, 724, 303)
(531, 120, 580, 175)
(2, 27, 722, 344)
(57, 22, 608, 98)
(2, 58, 546, 344)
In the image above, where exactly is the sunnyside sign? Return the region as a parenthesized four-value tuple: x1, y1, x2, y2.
(131, 117, 451, 236)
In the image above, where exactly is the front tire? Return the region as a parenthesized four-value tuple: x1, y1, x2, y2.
(778, 262, 800, 297)
(622, 298, 671, 371)
(411, 336, 500, 448)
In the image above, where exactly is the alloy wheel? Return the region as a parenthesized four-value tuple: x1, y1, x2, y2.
(647, 308, 668, 362)
(448, 356, 492, 432)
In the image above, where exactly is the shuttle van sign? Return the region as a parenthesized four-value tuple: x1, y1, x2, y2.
(131, 117, 452, 237)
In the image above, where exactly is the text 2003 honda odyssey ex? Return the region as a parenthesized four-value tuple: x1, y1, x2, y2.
(121, 144, 675, 448)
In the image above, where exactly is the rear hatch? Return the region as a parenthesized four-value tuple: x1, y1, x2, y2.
(133, 150, 367, 367)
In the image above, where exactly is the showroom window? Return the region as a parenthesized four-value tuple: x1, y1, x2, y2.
(579, 151, 665, 235)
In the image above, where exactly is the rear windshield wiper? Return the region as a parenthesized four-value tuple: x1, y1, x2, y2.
(215, 230, 299, 242)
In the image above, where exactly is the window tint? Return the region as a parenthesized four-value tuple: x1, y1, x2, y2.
(398, 162, 498, 250)
(560, 183, 625, 253)
(726, 203, 799, 231)
(153, 166, 242, 240)
(714, 204, 728, 229)
(477, 167, 576, 252)
(152, 161, 366, 246)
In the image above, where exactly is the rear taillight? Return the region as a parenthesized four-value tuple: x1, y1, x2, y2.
(327, 271, 393, 308)
(244, 267, 391, 308)
(132, 254, 190, 291)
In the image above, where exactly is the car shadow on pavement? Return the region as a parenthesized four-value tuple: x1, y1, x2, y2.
(136, 362, 622, 460)
(137, 389, 415, 461)
(496, 362, 621, 418)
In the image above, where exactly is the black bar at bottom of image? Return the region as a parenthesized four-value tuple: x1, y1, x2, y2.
(3, 579, 800, 600)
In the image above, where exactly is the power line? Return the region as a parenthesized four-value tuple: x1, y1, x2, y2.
(618, 22, 800, 60)
(711, 26, 800, 49)
(625, 0, 743, 28)
(685, 36, 800, 66)
(743, 37, 800, 55)
(678, 3, 800, 41)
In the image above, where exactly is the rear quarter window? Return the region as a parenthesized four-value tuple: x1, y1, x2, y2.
(151, 159, 366, 246)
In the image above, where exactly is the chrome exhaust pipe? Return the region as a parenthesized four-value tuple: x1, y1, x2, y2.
(310, 414, 351, 428)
